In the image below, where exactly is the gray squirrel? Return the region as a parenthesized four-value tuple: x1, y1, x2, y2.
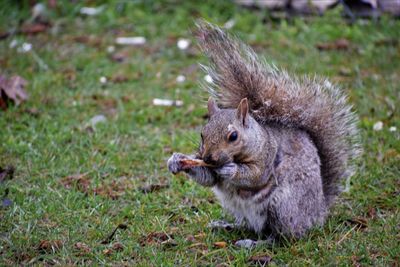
(167, 22, 361, 247)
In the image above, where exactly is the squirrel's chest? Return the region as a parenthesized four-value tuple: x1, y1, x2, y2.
(212, 185, 272, 233)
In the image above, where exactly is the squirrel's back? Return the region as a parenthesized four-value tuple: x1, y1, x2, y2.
(196, 22, 361, 207)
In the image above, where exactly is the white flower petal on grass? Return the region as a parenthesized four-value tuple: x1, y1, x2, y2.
(20, 43, 32, 53)
(99, 76, 107, 84)
(80, 6, 104, 16)
(9, 39, 18, 49)
(176, 75, 186, 83)
(106, 46, 115, 53)
(373, 121, 383, 131)
(177, 39, 190, 50)
(115, 37, 146, 46)
(153, 98, 183, 107)
(389, 126, 397, 132)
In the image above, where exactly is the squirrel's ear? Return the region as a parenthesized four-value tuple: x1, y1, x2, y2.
(207, 97, 219, 117)
(236, 98, 249, 127)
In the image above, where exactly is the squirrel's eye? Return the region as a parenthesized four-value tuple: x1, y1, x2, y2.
(228, 131, 238, 142)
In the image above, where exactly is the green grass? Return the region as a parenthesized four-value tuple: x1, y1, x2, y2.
(0, 1, 399, 265)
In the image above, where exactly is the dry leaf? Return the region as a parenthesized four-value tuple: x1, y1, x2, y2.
(248, 255, 272, 265)
(37, 240, 63, 253)
(0, 165, 14, 183)
(74, 242, 91, 253)
(20, 23, 49, 35)
(139, 184, 169, 194)
(139, 232, 172, 246)
(112, 242, 124, 251)
(0, 75, 28, 109)
(214, 241, 227, 248)
(316, 38, 350, 51)
(344, 217, 368, 230)
(61, 173, 91, 194)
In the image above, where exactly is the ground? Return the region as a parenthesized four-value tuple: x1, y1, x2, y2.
(0, 1, 399, 266)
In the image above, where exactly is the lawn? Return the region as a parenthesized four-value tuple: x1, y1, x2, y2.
(0, 1, 399, 266)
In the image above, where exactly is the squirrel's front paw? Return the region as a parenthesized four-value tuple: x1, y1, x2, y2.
(215, 163, 237, 179)
(167, 153, 190, 174)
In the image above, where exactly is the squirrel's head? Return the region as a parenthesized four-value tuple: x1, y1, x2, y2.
(199, 97, 252, 166)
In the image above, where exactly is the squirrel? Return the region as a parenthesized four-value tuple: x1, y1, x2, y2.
(167, 22, 361, 247)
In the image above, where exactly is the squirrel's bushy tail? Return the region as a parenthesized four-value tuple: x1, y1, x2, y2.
(196, 22, 361, 206)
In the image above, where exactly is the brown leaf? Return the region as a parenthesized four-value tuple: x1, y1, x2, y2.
(0, 165, 14, 183)
(20, 23, 49, 35)
(214, 241, 227, 248)
(139, 184, 169, 194)
(110, 50, 131, 62)
(316, 38, 350, 51)
(0, 75, 28, 109)
(110, 74, 129, 83)
(93, 177, 132, 199)
(74, 242, 91, 253)
(139, 232, 172, 246)
(61, 173, 91, 194)
(37, 240, 63, 253)
(103, 248, 113, 256)
(248, 255, 273, 265)
(345, 216, 368, 230)
(112, 242, 124, 251)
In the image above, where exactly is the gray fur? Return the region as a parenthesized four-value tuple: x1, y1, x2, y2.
(167, 22, 361, 240)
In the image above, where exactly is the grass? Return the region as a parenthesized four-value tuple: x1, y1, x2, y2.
(0, 1, 399, 265)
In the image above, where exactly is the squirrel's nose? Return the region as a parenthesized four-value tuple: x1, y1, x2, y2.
(203, 154, 218, 165)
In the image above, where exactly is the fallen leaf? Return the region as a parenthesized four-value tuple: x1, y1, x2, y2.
(61, 173, 91, 194)
(20, 23, 49, 35)
(110, 74, 129, 83)
(367, 207, 377, 219)
(139, 232, 172, 246)
(214, 241, 227, 248)
(161, 239, 178, 248)
(37, 240, 63, 253)
(139, 184, 169, 194)
(101, 224, 128, 244)
(112, 242, 124, 251)
(0, 166, 14, 183)
(94, 177, 132, 199)
(0, 75, 28, 109)
(344, 217, 368, 230)
(351, 255, 362, 267)
(248, 255, 272, 265)
(74, 242, 91, 253)
(316, 38, 350, 51)
(103, 248, 113, 256)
